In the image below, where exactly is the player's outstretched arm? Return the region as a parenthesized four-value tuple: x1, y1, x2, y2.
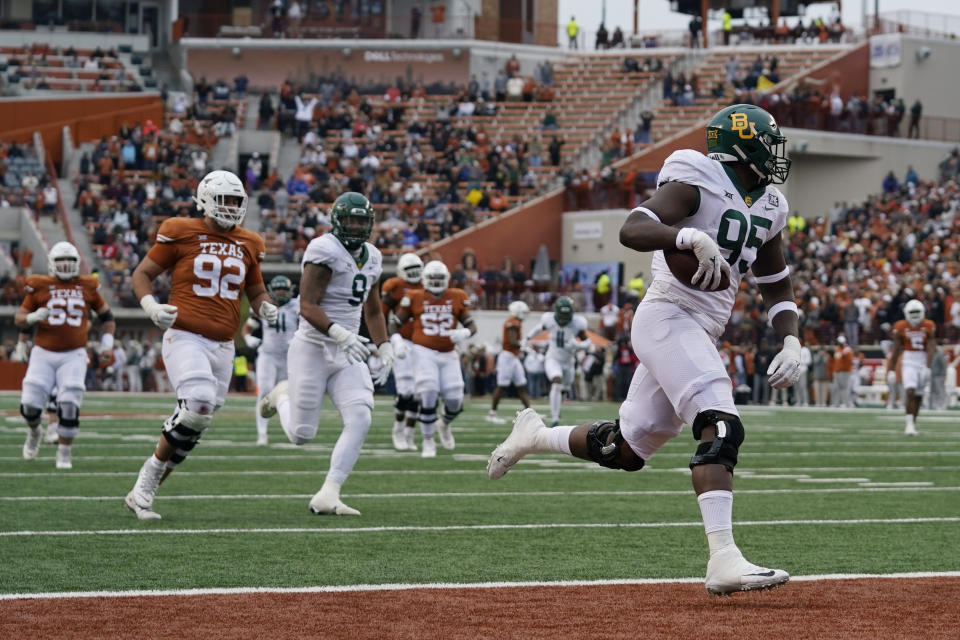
(754, 233, 802, 389)
(619, 182, 699, 252)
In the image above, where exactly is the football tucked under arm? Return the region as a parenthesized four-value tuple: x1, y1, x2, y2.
(663, 248, 731, 291)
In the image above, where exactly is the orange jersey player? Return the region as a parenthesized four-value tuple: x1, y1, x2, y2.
(393, 260, 475, 457)
(381, 253, 424, 452)
(125, 169, 278, 521)
(16, 241, 116, 470)
(889, 299, 937, 435)
(487, 300, 533, 424)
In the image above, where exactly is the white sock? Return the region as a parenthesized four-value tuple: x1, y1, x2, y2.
(698, 490, 735, 554)
(148, 454, 165, 472)
(256, 413, 269, 438)
(277, 395, 294, 441)
(57, 443, 71, 456)
(393, 419, 404, 433)
(546, 425, 574, 454)
(421, 422, 436, 437)
(549, 384, 563, 422)
(488, 409, 497, 416)
(906, 414, 915, 429)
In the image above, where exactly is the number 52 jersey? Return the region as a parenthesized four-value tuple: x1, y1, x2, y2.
(297, 233, 383, 345)
(147, 217, 267, 342)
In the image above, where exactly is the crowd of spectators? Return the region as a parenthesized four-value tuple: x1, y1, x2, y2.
(0, 44, 142, 93)
(0, 141, 55, 214)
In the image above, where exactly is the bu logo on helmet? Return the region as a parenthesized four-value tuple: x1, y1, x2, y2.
(729, 112, 755, 139)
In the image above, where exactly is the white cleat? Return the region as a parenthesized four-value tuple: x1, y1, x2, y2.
(485, 413, 506, 424)
(55, 448, 72, 470)
(308, 491, 361, 516)
(124, 491, 162, 521)
(421, 437, 437, 458)
(403, 427, 417, 452)
(905, 425, 918, 436)
(256, 434, 269, 446)
(704, 546, 789, 596)
(437, 419, 455, 450)
(44, 423, 60, 444)
(392, 424, 407, 451)
(487, 408, 545, 480)
(22, 427, 41, 460)
(259, 380, 288, 419)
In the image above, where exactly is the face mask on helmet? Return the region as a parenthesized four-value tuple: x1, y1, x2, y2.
(554, 298, 574, 326)
(422, 261, 449, 295)
(508, 301, 529, 320)
(269, 286, 292, 306)
(332, 193, 374, 251)
(398, 254, 424, 284)
(48, 242, 80, 280)
(196, 171, 248, 228)
(904, 300, 925, 327)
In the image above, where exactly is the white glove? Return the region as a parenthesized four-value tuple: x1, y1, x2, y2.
(259, 300, 278, 325)
(25, 307, 50, 325)
(243, 334, 262, 349)
(574, 338, 591, 351)
(328, 323, 371, 364)
(99, 333, 115, 356)
(676, 227, 731, 291)
(12, 341, 28, 362)
(389, 333, 409, 359)
(140, 294, 178, 330)
(767, 335, 803, 389)
(449, 327, 472, 345)
(368, 341, 394, 386)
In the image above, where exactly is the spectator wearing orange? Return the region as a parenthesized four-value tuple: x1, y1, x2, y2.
(831, 336, 854, 407)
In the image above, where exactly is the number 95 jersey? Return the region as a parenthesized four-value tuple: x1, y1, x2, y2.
(297, 234, 383, 343)
(22, 275, 105, 351)
(147, 217, 267, 341)
(647, 149, 789, 331)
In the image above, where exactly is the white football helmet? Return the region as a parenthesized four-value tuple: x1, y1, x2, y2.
(47, 241, 80, 280)
(397, 253, 424, 284)
(508, 300, 529, 320)
(422, 260, 450, 296)
(904, 299, 925, 327)
(194, 170, 248, 228)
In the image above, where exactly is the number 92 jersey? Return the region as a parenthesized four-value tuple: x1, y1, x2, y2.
(648, 149, 789, 329)
(147, 217, 267, 342)
(297, 233, 382, 343)
(22, 275, 105, 352)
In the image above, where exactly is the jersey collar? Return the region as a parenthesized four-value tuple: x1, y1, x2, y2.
(722, 164, 766, 208)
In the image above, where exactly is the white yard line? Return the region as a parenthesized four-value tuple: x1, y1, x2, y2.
(2, 516, 959, 538)
(4, 571, 960, 600)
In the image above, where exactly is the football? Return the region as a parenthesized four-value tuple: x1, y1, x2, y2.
(663, 248, 732, 290)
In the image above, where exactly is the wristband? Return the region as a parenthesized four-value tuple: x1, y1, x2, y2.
(676, 227, 696, 250)
(767, 301, 799, 326)
(101, 333, 115, 350)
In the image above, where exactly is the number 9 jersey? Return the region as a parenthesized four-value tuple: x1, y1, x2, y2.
(646, 149, 789, 334)
(146, 217, 267, 341)
(297, 233, 383, 344)
(22, 275, 106, 351)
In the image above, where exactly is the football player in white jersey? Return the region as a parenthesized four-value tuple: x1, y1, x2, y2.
(260, 192, 393, 516)
(524, 296, 590, 426)
(488, 104, 803, 596)
(244, 275, 300, 445)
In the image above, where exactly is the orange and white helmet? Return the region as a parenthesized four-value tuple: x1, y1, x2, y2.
(47, 241, 80, 280)
(194, 170, 247, 228)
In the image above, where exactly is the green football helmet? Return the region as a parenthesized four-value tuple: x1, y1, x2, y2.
(267, 275, 293, 306)
(331, 192, 375, 251)
(706, 104, 791, 185)
(553, 296, 574, 326)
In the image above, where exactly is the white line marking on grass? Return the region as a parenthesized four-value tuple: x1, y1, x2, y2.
(5, 486, 960, 502)
(3, 516, 960, 538)
(795, 478, 871, 483)
(3, 571, 960, 601)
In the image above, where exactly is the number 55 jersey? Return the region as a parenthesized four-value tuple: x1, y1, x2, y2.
(645, 149, 789, 336)
(147, 217, 267, 341)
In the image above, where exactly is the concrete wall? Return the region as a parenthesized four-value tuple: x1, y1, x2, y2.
(780, 127, 956, 219)
(561, 210, 651, 283)
(870, 36, 960, 120)
(0, 208, 50, 274)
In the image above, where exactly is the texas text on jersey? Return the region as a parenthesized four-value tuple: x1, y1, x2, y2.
(502, 316, 523, 355)
(147, 217, 267, 341)
(891, 318, 936, 353)
(406, 288, 470, 352)
(381, 277, 422, 340)
(22, 275, 106, 351)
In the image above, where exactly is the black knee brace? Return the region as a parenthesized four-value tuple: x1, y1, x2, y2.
(57, 402, 80, 439)
(586, 420, 645, 472)
(689, 410, 745, 473)
(394, 394, 417, 414)
(20, 404, 42, 425)
(420, 403, 438, 425)
(441, 404, 463, 424)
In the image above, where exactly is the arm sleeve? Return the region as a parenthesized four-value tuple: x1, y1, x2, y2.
(302, 236, 337, 269)
(147, 220, 181, 269)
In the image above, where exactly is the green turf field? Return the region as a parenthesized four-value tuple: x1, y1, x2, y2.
(2, 392, 959, 595)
